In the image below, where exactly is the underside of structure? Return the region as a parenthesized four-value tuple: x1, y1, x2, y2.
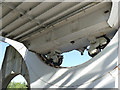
(1, 1, 119, 54)
(0, 0, 120, 89)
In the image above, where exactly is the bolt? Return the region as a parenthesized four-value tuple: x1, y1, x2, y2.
(70, 41, 75, 44)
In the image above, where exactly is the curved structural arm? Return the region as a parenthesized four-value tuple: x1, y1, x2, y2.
(107, 0, 120, 28)
(0, 28, 120, 88)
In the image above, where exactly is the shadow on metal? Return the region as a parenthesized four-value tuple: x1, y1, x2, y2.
(1, 46, 30, 89)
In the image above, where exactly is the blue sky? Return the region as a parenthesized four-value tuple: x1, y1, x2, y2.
(0, 41, 9, 68)
(61, 49, 91, 67)
(0, 41, 91, 83)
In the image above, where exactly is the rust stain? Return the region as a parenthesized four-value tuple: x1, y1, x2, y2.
(118, 64, 120, 70)
(108, 72, 114, 78)
(118, 67, 120, 70)
(113, 64, 120, 70)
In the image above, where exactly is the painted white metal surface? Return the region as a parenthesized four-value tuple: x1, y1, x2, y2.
(0, 28, 119, 88)
(0, 1, 119, 89)
(107, 0, 120, 28)
(1, 46, 30, 88)
(118, 29, 120, 89)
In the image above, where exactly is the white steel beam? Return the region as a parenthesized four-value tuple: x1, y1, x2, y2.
(5, 2, 78, 38)
(18, 2, 111, 54)
(17, 2, 101, 42)
(0, 28, 119, 88)
(1, 2, 41, 32)
(107, 0, 120, 29)
(1, 2, 60, 36)
(1, 2, 22, 19)
(13, 2, 90, 40)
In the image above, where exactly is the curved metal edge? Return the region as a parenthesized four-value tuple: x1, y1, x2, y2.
(107, 0, 120, 29)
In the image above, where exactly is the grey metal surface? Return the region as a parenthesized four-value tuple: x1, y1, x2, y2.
(1, 2, 86, 37)
(1, 2, 119, 54)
